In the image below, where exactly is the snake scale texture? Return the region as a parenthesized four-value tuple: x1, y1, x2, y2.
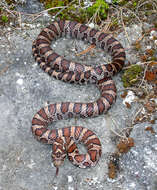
(31, 20, 125, 174)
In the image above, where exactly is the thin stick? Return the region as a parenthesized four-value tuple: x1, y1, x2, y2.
(31, 6, 68, 21)
(109, 117, 127, 139)
(131, 106, 144, 125)
(120, 8, 131, 46)
(18, 11, 22, 28)
(136, 0, 157, 12)
(138, 62, 149, 88)
(55, 0, 77, 19)
(76, 44, 96, 56)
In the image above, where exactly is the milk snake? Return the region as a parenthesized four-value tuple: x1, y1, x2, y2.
(31, 20, 125, 174)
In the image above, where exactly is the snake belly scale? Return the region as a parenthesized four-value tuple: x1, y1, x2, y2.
(31, 20, 125, 173)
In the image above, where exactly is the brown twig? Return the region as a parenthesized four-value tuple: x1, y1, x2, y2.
(120, 8, 131, 46)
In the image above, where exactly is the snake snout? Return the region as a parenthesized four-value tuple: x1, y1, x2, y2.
(51, 149, 66, 168)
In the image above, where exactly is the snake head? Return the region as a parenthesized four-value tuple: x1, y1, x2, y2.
(52, 151, 66, 168)
(51, 137, 66, 174)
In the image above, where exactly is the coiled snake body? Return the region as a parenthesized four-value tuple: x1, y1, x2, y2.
(31, 20, 125, 174)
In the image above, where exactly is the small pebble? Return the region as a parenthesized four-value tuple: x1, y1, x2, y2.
(88, 23, 95, 28)
(16, 78, 24, 85)
(68, 176, 73, 183)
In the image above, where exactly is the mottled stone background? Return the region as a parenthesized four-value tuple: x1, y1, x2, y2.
(0, 1, 156, 190)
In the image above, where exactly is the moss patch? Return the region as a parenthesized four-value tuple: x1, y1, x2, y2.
(38, 0, 111, 23)
(5, 0, 15, 5)
(1, 15, 9, 23)
(122, 65, 143, 87)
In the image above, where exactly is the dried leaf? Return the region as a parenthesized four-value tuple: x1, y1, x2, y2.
(145, 71, 156, 81)
(144, 101, 156, 112)
(140, 55, 148, 62)
(125, 102, 131, 109)
(146, 49, 154, 56)
(108, 161, 116, 179)
(149, 61, 157, 66)
(117, 138, 134, 153)
(145, 126, 156, 134)
(121, 91, 128, 98)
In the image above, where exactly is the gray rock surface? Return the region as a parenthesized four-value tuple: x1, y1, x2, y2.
(120, 123, 157, 190)
(0, 2, 157, 190)
(16, 0, 44, 14)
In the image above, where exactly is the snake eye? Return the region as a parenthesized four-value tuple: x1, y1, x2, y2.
(91, 76, 97, 81)
(56, 152, 61, 158)
(53, 64, 60, 72)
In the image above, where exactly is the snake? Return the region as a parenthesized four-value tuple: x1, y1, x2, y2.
(31, 20, 125, 174)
